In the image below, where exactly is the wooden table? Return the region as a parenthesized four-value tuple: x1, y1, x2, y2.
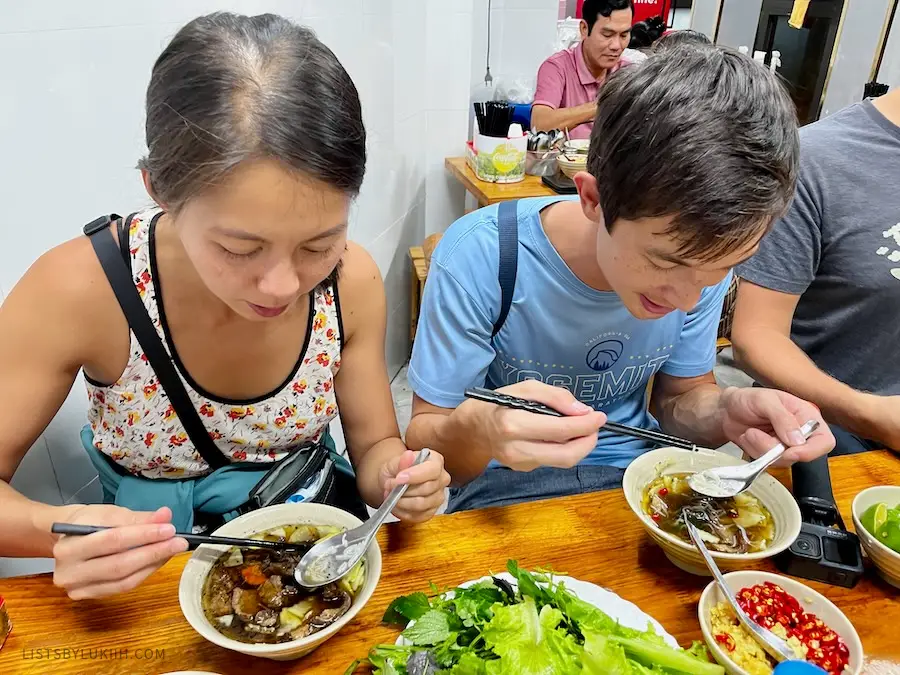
(2, 452, 898, 674)
(445, 156, 557, 207)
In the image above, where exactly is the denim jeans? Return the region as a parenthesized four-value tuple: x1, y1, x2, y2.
(447, 464, 626, 514)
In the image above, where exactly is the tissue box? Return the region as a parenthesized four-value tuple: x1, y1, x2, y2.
(467, 134, 527, 183)
(0, 595, 10, 651)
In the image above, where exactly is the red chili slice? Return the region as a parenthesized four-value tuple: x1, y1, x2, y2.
(714, 633, 736, 652)
(736, 583, 850, 675)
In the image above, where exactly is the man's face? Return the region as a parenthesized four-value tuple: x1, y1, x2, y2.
(581, 8, 633, 72)
(594, 214, 764, 320)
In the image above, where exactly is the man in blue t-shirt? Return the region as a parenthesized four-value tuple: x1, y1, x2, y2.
(407, 45, 835, 513)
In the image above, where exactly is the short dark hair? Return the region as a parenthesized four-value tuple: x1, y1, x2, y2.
(651, 29, 713, 52)
(139, 12, 366, 212)
(587, 45, 799, 261)
(583, 0, 634, 34)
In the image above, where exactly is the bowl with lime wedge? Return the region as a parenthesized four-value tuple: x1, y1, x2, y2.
(852, 485, 900, 588)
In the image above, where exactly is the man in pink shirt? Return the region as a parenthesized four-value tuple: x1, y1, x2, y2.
(533, 0, 636, 139)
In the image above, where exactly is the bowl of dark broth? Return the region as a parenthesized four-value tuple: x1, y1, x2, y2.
(179, 503, 381, 660)
(623, 448, 801, 575)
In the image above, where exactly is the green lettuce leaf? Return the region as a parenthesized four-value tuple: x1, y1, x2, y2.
(609, 635, 724, 675)
(582, 630, 634, 675)
(383, 592, 432, 625)
(401, 609, 452, 646)
(443, 652, 490, 675)
(482, 596, 542, 653)
(367, 644, 413, 675)
(451, 583, 504, 629)
(480, 597, 581, 675)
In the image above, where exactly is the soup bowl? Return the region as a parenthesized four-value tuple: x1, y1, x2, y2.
(179, 503, 382, 661)
(623, 447, 801, 575)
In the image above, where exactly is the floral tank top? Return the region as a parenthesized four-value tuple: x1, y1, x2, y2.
(85, 209, 342, 479)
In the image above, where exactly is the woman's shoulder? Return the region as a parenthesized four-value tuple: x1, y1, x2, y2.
(6, 227, 129, 370)
(20, 233, 110, 304)
(334, 241, 384, 337)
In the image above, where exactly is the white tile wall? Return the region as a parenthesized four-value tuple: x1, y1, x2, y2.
(471, 0, 559, 92)
(882, 4, 900, 89)
(821, 0, 894, 118)
(0, 0, 480, 577)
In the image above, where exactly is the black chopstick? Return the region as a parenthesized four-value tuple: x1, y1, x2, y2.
(463, 387, 701, 451)
(474, 102, 486, 135)
(50, 523, 304, 551)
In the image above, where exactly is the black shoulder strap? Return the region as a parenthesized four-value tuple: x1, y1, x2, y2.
(83, 215, 228, 471)
(492, 200, 519, 337)
(117, 213, 135, 263)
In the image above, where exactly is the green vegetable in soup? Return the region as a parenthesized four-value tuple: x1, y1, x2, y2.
(641, 473, 775, 554)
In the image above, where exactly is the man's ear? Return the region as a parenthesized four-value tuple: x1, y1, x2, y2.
(580, 19, 589, 40)
(574, 171, 604, 226)
(140, 168, 168, 211)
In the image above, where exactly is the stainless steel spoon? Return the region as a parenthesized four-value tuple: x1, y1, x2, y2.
(295, 449, 431, 587)
(687, 521, 799, 664)
(687, 420, 819, 498)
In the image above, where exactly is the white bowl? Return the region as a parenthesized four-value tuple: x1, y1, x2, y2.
(556, 154, 587, 179)
(563, 139, 590, 152)
(623, 447, 801, 575)
(851, 485, 900, 589)
(178, 503, 382, 661)
(698, 570, 863, 675)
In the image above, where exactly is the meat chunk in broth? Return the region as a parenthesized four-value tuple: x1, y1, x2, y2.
(310, 585, 352, 628)
(205, 567, 237, 618)
(201, 524, 366, 644)
(257, 574, 300, 609)
(232, 588, 261, 621)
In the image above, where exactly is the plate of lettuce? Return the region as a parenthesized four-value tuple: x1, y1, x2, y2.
(346, 560, 723, 674)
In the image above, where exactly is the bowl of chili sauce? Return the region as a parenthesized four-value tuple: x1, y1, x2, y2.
(698, 571, 863, 675)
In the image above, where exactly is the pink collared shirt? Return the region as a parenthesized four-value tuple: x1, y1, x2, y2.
(533, 43, 638, 139)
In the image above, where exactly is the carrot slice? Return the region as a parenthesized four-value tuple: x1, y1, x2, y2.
(241, 564, 267, 586)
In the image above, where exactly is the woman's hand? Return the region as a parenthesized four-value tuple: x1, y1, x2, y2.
(378, 450, 451, 523)
(52, 505, 188, 600)
(719, 387, 835, 465)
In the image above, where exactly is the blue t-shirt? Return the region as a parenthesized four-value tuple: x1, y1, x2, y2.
(409, 196, 730, 468)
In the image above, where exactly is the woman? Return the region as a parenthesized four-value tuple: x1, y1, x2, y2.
(0, 13, 449, 599)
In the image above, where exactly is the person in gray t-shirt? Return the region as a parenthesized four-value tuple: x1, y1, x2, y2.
(732, 89, 900, 454)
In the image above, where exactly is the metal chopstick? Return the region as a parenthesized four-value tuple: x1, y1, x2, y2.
(463, 387, 701, 452)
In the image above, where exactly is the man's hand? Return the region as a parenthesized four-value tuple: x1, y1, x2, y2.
(451, 381, 606, 472)
(719, 387, 835, 464)
(531, 102, 598, 134)
(857, 394, 900, 450)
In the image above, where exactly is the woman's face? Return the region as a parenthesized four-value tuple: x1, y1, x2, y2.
(166, 158, 349, 321)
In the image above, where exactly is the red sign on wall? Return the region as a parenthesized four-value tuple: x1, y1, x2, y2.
(575, 0, 670, 25)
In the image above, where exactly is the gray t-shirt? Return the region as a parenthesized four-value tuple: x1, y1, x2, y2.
(738, 100, 900, 396)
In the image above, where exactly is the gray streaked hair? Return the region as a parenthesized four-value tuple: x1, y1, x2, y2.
(138, 12, 366, 211)
(588, 44, 799, 261)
